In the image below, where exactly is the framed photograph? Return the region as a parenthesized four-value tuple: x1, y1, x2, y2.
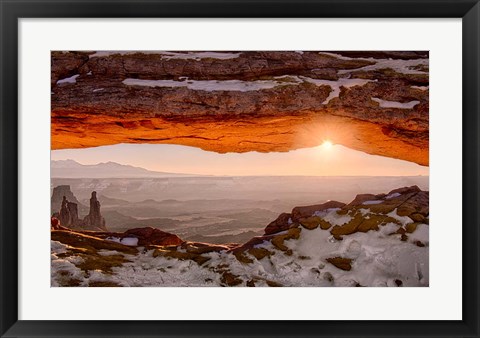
(1, 0, 479, 337)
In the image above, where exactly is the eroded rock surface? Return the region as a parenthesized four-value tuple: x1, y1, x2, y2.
(51, 51, 429, 165)
(51, 185, 86, 214)
(51, 187, 107, 231)
(83, 191, 106, 230)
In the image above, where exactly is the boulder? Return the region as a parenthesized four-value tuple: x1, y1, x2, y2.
(291, 200, 346, 221)
(326, 257, 353, 271)
(125, 227, 183, 246)
(264, 212, 292, 235)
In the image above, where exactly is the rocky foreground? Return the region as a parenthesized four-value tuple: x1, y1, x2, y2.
(51, 51, 428, 165)
(51, 186, 428, 287)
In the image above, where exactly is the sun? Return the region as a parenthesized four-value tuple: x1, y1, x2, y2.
(322, 140, 333, 149)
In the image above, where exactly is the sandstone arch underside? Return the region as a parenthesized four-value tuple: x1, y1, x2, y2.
(51, 51, 429, 166)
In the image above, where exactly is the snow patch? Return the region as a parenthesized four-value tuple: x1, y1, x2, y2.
(98, 250, 122, 256)
(313, 207, 340, 217)
(159, 51, 242, 60)
(93, 88, 104, 92)
(385, 192, 401, 199)
(372, 98, 420, 109)
(378, 222, 401, 236)
(411, 85, 428, 91)
(89, 51, 241, 60)
(51, 241, 86, 287)
(51, 240, 69, 254)
(333, 56, 429, 75)
(362, 200, 383, 205)
(105, 237, 139, 246)
(409, 223, 429, 244)
(321, 209, 352, 226)
(122, 78, 297, 92)
(299, 76, 374, 104)
(57, 74, 79, 84)
(358, 208, 370, 216)
(122, 76, 372, 98)
(387, 209, 413, 226)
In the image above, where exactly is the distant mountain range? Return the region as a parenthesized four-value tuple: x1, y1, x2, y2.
(51, 159, 194, 178)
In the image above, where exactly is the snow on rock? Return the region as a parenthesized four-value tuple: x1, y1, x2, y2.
(313, 207, 340, 217)
(358, 208, 370, 216)
(321, 52, 430, 75)
(321, 209, 352, 226)
(56, 74, 79, 84)
(411, 85, 429, 91)
(50, 186, 429, 287)
(122, 78, 297, 92)
(120, 237, 139, 246)
(158, 51, 242, 60)
(372, 98, 420, 109)
(89, 51, 167, 58)
(385, 192, 401, 199)
(105, 236, 121, 243)
(106, 250, 221, 287)
(378, 222, 402, 237)
(51, 241, 86, 287)
(408, 223, 429, 245)
(51, 240, 70, 254)
(232, 225, 429, 287)
(89, 51, 241, 60)
(387, 208, 413, 226)
(122, 76, 373, 99)
(362, 200, 383, 205)
(105, 236, 139, 246)
(98, 250, 122, 256)
(299, 76, 374, 104)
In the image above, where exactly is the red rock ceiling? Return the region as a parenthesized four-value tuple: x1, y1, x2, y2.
(51, 51, 429, 166)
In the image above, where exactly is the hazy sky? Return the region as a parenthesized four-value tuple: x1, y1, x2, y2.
(51, 142, 429, 177)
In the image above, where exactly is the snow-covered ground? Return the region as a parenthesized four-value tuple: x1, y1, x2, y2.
(51, 202, 428, 287)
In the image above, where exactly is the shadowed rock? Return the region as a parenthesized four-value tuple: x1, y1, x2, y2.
(83, 191, 106, 231)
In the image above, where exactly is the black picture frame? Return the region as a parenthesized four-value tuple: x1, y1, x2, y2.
(1, 1, 479, 337)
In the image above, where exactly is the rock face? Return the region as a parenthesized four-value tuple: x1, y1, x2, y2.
(51, 51, 429, 166)
(51, 185, 84, 214)
(73, 226, 183, 247)
(124, 227, 182, 246)
(58, 196, 80, 228)
(52, 187, 107, 231)
(235, 185, 428, 253)
(83, 191, 106, 230)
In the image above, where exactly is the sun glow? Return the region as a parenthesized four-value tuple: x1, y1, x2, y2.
(322, 140, 333, 149)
